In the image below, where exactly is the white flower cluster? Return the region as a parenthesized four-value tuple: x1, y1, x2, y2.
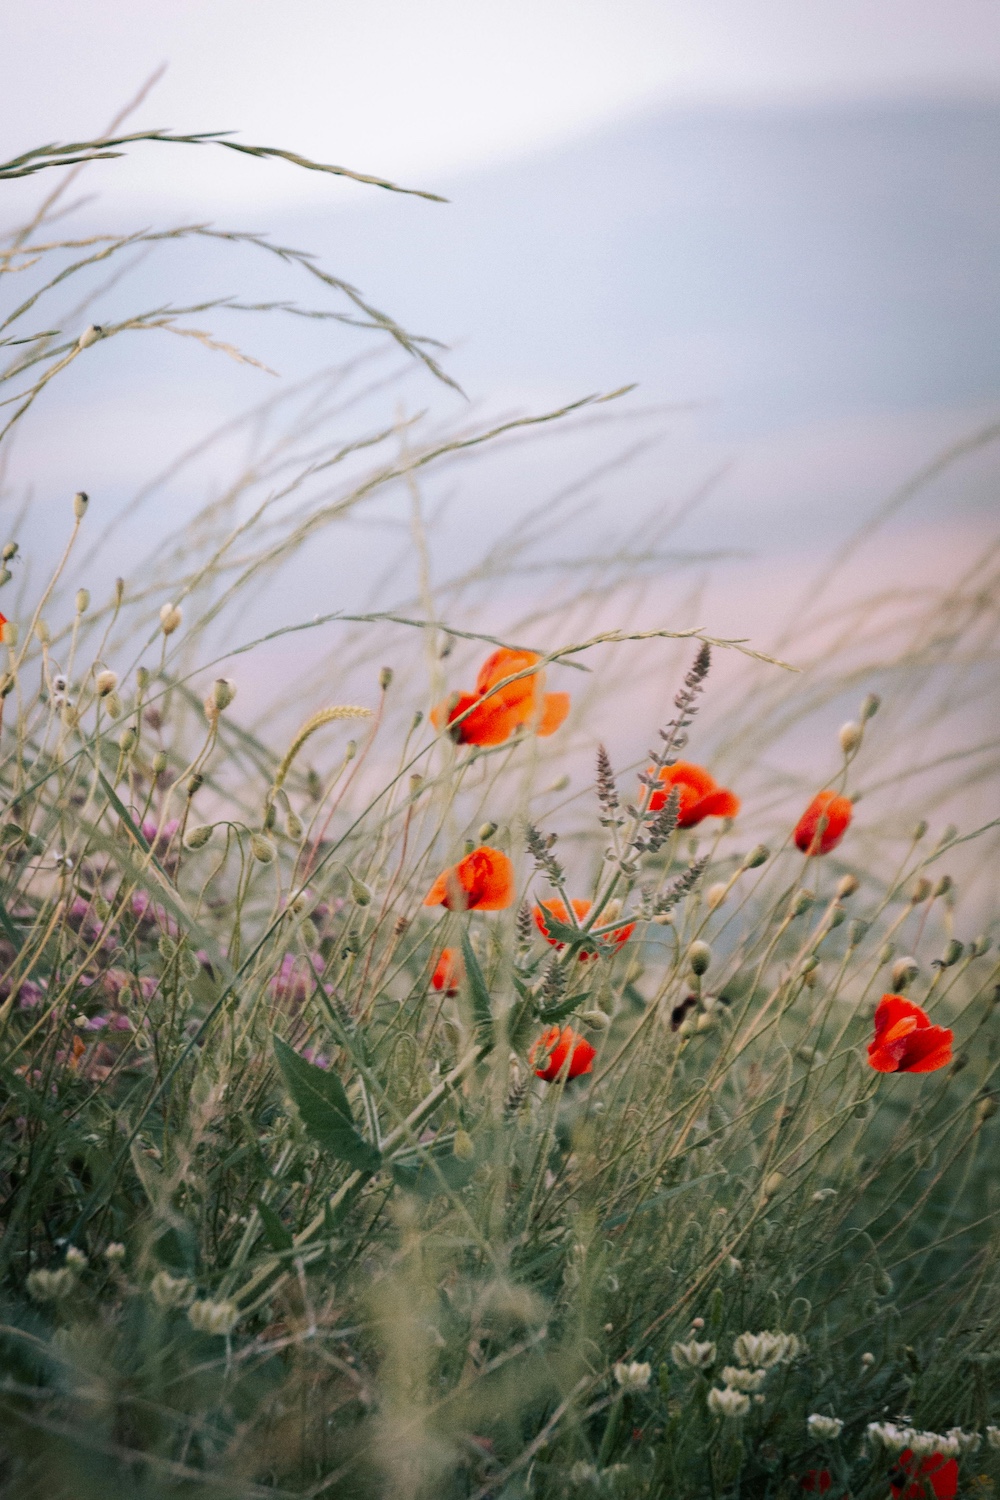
(705, 1329, 802, 1417)
(723, 1366, 768, 1393)
(807, 1414, 844, 1440)
(987, 1427, 1000, 1450)
(866, 1422, 980, 1456)
(671, 1339, 716, 1369)
(708, 1386, 751, 1419)
(733, 1331, 804, 1368)
(613, 1360, 652, 1392)
(188, 1299, 239, 1337)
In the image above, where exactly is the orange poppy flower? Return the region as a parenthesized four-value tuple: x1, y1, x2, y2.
(431, 947, 462, 995)
(530, 1025, 596, 1082)
(794, 790, 852, 855)
(431, 647, 569, 747)
(423, 846, 515, 911)
(890, 1451, 958, 1500)
(0, 612, 7, 643)
(647, 761, 740, 827)
(533, 898, 634, 960)
(867, 994, 953, 1074)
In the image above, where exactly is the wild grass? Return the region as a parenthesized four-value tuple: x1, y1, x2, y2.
(0, 125, 998, 1500)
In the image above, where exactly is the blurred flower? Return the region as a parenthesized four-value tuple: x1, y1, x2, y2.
(733, 1331, 802, 1367)
(986, 1427, 1000, 1450)
(808, 1415, 844, 1440)
(533, 898, 634, 960)
(800, 1471, 832, 1492)
(431, 647, 568, 747)
(646, 761, 740, 826)
(530, 1025, 596, 1083)
(269, 953, 325, 1009)
(26, 1267, 76, 1300)
(424, 846, 515, 911)
(794, 791, 852, 856)
(188, 1299, 239, 1336)
(867, 1423, 909, 1454)
(708, 1386, 750, 1418)
(722, 1365, 766, 1392)
(150, 1270, 193, 1308)
(867, 995, 953, 1075)
(431, 948, 462, 995)
(614, 1360, 652, 1391)
(0, 611, 7, 643)
(672, 1339, 717, 1369)
(890, 1451, 959, 1500)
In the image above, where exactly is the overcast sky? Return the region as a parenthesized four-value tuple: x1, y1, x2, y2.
(4, 0, 1000, 208)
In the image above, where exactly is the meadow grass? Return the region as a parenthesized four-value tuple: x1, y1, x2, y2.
(0, 128, 999, 1500)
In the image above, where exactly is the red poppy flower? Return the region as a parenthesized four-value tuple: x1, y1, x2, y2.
(0, 612, 7, 643)
(431, 947, 462, 995)
(800, 1472, 832, 1493)
(431, 648, 569, 747)
(423, 846, 515, 911)
(530, 1025, 596, 1082)
(868, 994, 953, 1074)
(794, 790, 852, 856)
(533, 898, 634, 960)
(646, 761, 740, 827)
(889, 1451, 958, 1500)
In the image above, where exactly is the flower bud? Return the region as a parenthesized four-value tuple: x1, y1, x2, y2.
(762, 1171, 785, 1198)
(860, 693, 881, 721)
(286, 811, 304, 841)
(912, 819, 928, 840)
(35, 619, 51, 645)
(160, 603, 182, 636)
(807, 1414, 844, 1440)
(452, 1129, 475, 1161)
(188, 1299, 239, 1336)
(836, 873, 858, 898)
(2, 623, 16, 649)
(75, 588, 90, 614)
(614, 1360, 652, 1391)
(105, 691, 122, 719)
(152, 751, 168, 775)
(210, 677, 236, 712)
(73, 490, 89, 519)
(909, 877, 931, 905)
(935, 938, 963, 969)
(791, 889, 815, 917)
(0, 569, 10, 588)
(847, 918, 869, 949)
(2, 542, 17, 562)
(118, 726, 137, 753)
(184, 824, 214, 850)
(891, 956, 919, 990)
(861, 1351, 875, 1367)
(478, 821, 498, 842)
(933, 874, 952, 899)
(379, 665, 393, 691)
(250, 833, 276, 864)
(350, 875, 372, 906)
(345, 739, 357, 762)
(411, 709, 424, 730)
(976, 1092, 998, 1122)
(839, 721, 863, 755)
(828, 906, 845, 928)
(95, 669, 118, 696)
(970, 934, 992, 958)
(77, 325, 103, 349)
(706, 882, 728, 910)
(878, 942, 895, 965)
(580, 1009, 611, 1030)
(688, 940, 712, 976)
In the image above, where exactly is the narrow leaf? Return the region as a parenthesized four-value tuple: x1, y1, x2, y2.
(273, 1035, 382, 1173)
(459, 928, 494, 1046)
(257, 1197, 294, 1252)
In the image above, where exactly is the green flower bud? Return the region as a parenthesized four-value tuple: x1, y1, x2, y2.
(184, 824, 214, 850)
(75, 588, 90, 614)
(250, 833, 276, 864)
(73, 490, 89, 519)
(688, 940, 712, 976)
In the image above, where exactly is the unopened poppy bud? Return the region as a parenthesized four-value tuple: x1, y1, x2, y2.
(95, 669, 118, 696)
(463, 838, 476, 855)
(77, 325, 102, 349)
(763, 1171, 785, 1198)
(909, 877, 931, 904)
(970, 935, 992, 958)
(839, 721, 863, 755)
(452, 1129, 474, 1161)
(2, 542, 17, 561)
(935, 938, 963, 969)
(263, 803, 276, 830)
(409, 773, 423, 795)
(250, 833, 276, 864)
(350, 875, 372, 906)
(118, 726, 137, 753)
(113, 577, 124, 606)
(210, 677, 236, 712)
(688, 940, 712, 976)
(829, 906, 845, 928)
(976, 1092, 998, 1122)
(35, 619, 51, 645)
(379, 666, 393, 691)
(848, 918, 868, 948)
(933, 875, 952, 899)
(860, 693, 880, 721)
(2, 623, 16, 650)
(801, 955, 819, 974)
(136, 666, 150, 691)
(580, 1009, 611, 1030)
(75, 588, 90, 614)
(836, 873, 858, 898)
(345, 739, 357, 762)
(184, 824, 214, 850)
(912, 819, 928, 840)
(878, 942, 894, 965)
(791, 889, 814, 917)
(478, 821, 498, 842)
(411, 709, 423, 730)
(891, 955, 919, 989)
(0, 569, 9, 588)
(286, 811, 304, 840)
(706, 882, 728, 910)
(160, 603, 182, 636)
(152, 751, 168, 775)
(187, 773, 203, 798)
(71, 493, 89, 524)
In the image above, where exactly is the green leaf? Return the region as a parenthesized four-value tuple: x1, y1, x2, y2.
(272, 1035, 382, 1173)
(459, 928, 494, 1046)
(537, 989, 587, 1025)
(391, 1137, 478, 1198)
(257, 1197, 294, 1252)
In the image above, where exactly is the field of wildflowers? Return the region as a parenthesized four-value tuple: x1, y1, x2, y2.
(0, 130, 999, 1500)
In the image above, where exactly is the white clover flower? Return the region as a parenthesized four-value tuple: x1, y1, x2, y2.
(866, 1422, 908, 1454)
(708, 1386, 751, 1419)
(907, 1430, 950, 1458)
(613, 1360, 652, 1392)
(807, 1414, 844, 1440)
(567, 1461, 600, 1487)
(26, 1267, 76, 1301)
(986, 1426, 1000, 1450)
(188, 1299, 239, 1336)
(945, 1427, 980, 1453)
(150, 1270, 193, 1309)
(722, 1366, 767, 1393)
(671, 1339, 716, 1369)
(64, 1246, 88, 1271)
(733, 1331, 802, 1368)
(104, 1242, 126, 1263)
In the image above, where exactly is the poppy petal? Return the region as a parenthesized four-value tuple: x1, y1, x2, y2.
(536, 692, 570, 736)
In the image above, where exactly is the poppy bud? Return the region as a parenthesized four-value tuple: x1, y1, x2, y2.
(210, 677, 237, 712)
(263, 803, 276, 830)
(801, 955, 819, 974)
(350, 875, 372, 906)
(77, 325, 102, 349)
(35, 619, 51, 644)
(1, 542, 16, 562)
(688, 941, 712, 976)
(934, 938, 963, 969)
(878, 942, 895, 965)
(286, 811, 304, 841)
(829, 907, 845, 928)
(0, 570, 9, 587)
(970, 935, 992, 958)
(706, 882, 728, 910)
(791, 890, 815, 917)
(379, 666, 393, 691)
(75, 588, 90, 614)
(912, 819, 928, 840)
(933, 875, 952, 899)
(478, 821, 498, 842)
(452, 1129, 474, 1161)
(909, 877, 931, 904)
(763, 1171, 785, 1198)
(860, 693, 881, 721)
(848, 919, 869, 948)
(105, 692, 122, 719)
(976, 1093, 998, 1122)
(152, 751, 168, 775)
(250, 833, 276, 864)
(73, 491, 89, 519)
(136, 666, 150, 692)
(836, 874, 858, 898)
(184, 824, 214, 850)
(891, 956, 919, 989)
(95, 669, 118, 697)
(118, 726, 137, 753)
(345, 740, 357, 762)
(839, 721, 863, 755)
(580, 1010, 611, 1030)
(160, 603, 182, 636)
(187, 773, 203, 797)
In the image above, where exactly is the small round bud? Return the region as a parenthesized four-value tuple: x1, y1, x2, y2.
(936, 938, 963, 970)
(152, 751, 168, 775)
(104, 1242, 126, 1263)
(688, 940, 712, 976)
(763, 1171, 785, 1198)
(829, 906, 846, 929)
(77, 325, 103, 349)
(860, 1351, 875, 1367)
(95, 669, 118, 696)
(912, 819, 928, 841)
(160, 603, 182, 636)
(847, 918, 869, 949)
(478, 821, 498, 842)
(801, 955, 819, 975)
(184, 824, 214, 851)
(379, 666, 393, 691)
(970, 935, 992, 958)
(891, 956, 919, 990)
(878, 942, 895, 966)
(933, 875, 953, 899)
(706, 882, 728, 910)
(860, 693, 881, 721)
(976, 1092, 998, 1122)
(452, 1129, 475, 1161)
(136, 666, 150, 692)
(691, 1317, 705, 1330)
(909, 877, 931, 905)
(0, 569, 10, 588)
(463, 838, 476, 856)
(409, 773, 423, 795)
(250, 833, 276, 864)
(286, 811, 304, 841)
(350, 875, 372, 906)
(114, 578, 125, 606)
(187, 773, 203, 797)
(2, 623, 16, 649)
(836, 873, 858, 898)
(35, 619, 51, 645)
(2, 542, 17, 562)
(105, 692, 122, 719)
(580, 1009, 611, 1030)
(210, 677, 236, 712)
(263, 802, 276, 830)
(791, 889, 815, 917)
(75, 588, 90, 614)
(118, 726, 137, 753)
(73, 490, 89, 519)
(344, 739, 357, 762)
(839, 721, 863, 755)
(64, 1245, 88, 1271)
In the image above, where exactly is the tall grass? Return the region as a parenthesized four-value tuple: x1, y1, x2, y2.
(0, 127, 999, 1500)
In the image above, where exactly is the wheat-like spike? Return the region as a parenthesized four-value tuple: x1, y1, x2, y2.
(269, 705, 372, 801)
